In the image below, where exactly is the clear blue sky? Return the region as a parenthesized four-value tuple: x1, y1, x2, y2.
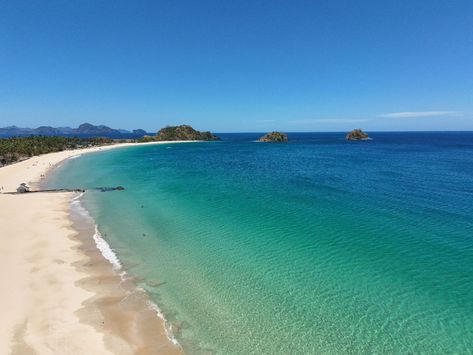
(0, 0, 472, 132)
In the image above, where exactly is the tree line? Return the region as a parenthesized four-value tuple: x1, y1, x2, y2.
(0, 136, 113, 166)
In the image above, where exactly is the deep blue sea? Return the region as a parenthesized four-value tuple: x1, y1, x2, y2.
(47, 132, 473, 354)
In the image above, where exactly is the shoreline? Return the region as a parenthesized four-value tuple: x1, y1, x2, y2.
(68, 192, 181, 354)
(0, 141, 190, 354)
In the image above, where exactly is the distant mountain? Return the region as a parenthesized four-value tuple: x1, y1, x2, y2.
(132, 129, 147, 135)
(0, 123, 148, 137)
(0, 125, 34, 135)
(34, 126, 64, 135)
(72, 123, 120, 135)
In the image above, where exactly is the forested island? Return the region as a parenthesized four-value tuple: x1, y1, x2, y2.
(139, 125, 220, 142)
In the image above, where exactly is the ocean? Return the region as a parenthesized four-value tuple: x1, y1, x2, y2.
(46, 132, 473, 354)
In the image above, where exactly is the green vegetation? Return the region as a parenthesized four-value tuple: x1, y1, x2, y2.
(142, 125, 219, 142)
(0, 136, 113, 166)
(258, 131, 288, 142)
(137, 135, 157, 143)
(345, 129, 370, 140)
(0, 125, 219, 166)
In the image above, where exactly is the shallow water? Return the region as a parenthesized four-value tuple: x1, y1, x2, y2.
(47, 132, 473, 354)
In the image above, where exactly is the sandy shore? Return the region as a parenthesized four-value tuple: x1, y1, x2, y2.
(0, 142, 186, 354)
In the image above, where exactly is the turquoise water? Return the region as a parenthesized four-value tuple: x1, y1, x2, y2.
(47, 133, 473, 354)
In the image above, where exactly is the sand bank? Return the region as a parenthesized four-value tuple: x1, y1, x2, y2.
(0, 142, 186, 354)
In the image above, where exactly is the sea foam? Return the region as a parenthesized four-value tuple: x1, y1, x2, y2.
(70, 192, 179, 347)
(93, 225, 122, 271)
(147, 301, 180, 346)
(71, 192, 122, 270)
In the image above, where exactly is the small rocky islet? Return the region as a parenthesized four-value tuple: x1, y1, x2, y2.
(258, 131, 288, 142)
(345, 129, 370, 141)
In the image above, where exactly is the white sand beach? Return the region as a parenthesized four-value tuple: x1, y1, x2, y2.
(0, 142, 186, 354)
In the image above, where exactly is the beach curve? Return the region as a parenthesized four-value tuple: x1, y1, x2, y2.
(0, 141, 191, 354)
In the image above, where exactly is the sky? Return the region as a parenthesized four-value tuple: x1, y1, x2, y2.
(0, 0, 472, 132)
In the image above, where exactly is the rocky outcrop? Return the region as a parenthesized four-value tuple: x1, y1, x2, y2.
(155, 125, 220, 141)
(16, 183, 30, 193)
(346, 129, 370, 141)
(258, 132, 288, 142)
